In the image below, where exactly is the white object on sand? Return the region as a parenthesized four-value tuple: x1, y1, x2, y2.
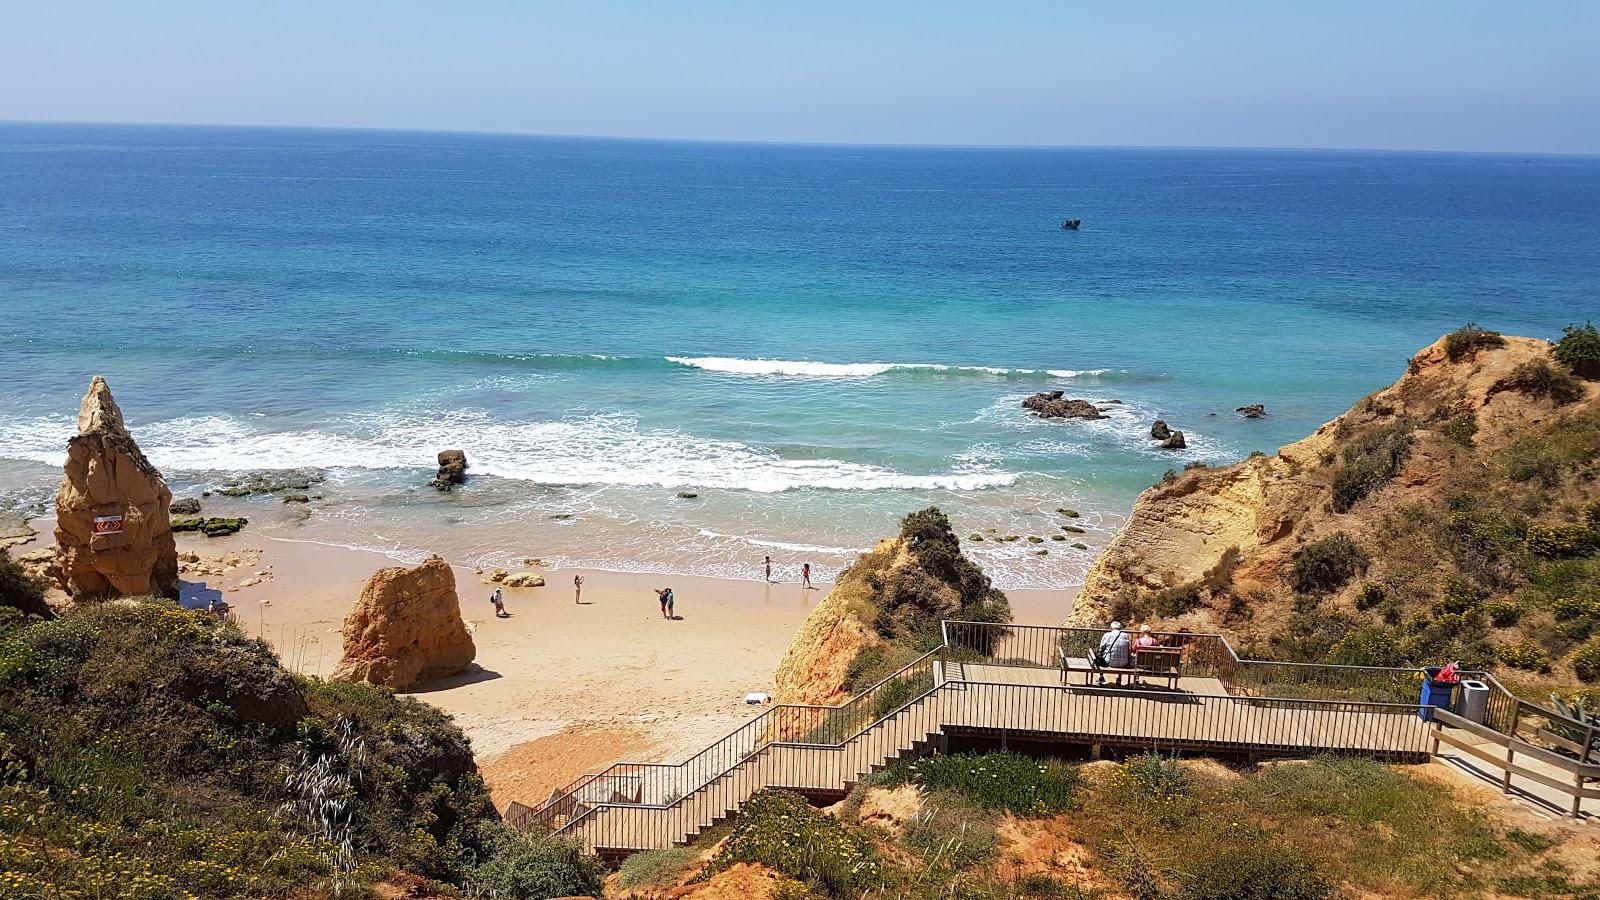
(745, 692, 772, 705)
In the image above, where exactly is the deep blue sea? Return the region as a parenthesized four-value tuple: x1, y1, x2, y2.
(1, 122, 1596, 587)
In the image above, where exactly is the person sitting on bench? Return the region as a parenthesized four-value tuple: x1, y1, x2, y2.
(1131, 624, 1160, 684)
(1096, 621, 1131, 685)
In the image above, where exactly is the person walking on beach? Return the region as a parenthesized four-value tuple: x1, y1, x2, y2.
(490, 587, 509, 618)
(655, 586, 675, 619)
(574, 574, 583, 605)
(802, 563, 813, 590)
(764, 555, 772, 582)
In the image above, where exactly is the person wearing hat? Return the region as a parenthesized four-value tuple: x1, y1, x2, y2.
(1096, 621, 1131, 685)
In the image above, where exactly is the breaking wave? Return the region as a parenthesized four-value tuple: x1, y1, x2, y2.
(666, 356, 1106, 380)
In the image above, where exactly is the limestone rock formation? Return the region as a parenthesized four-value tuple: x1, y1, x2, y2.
(1159, 430, 1187, 449)
(169, 497, 202, 515)
(431, 450, 468, 491)
(501, 572, 545, 588)
(53, 376, 179, 600)
(1023, 391, 1106, 420)
(333, 555, 476, 690)
(1068, 334, 1597, 635)
(1150, 420, 1171, 440)
(1236, 404, 1267, 418)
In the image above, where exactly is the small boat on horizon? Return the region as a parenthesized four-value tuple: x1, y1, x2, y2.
(1060, 219, 1082, 230)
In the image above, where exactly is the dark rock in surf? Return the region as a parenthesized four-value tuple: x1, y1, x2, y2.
(1236, 404, 1267, 419)
(431, 450, 468, 492)
(1150, 420, 1171, 441)
(1023, 391, 1106, 420)
(1160, 431, 1187, 450)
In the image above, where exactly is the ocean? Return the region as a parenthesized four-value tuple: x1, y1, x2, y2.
(1, 122, 1596, 588)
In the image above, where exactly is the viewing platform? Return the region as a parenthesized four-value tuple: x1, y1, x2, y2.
(507, 621, 1599, 858)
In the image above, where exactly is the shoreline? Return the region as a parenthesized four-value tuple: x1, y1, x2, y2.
(13, 517, 1074, 811)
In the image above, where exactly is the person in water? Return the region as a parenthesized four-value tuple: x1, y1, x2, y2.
(802, 563, 813, 590)
(656, 586, 675, 619)
(764, 555, 772, 583)
(574, 573, 583, 605)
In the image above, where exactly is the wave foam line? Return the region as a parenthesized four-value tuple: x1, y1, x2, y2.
(0, 411, 1017, 494)
(666, 356, 1106, 380)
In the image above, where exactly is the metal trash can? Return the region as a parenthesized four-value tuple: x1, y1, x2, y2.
(1459, 680, 1490, 724)
(1418, 666, 1456, 721)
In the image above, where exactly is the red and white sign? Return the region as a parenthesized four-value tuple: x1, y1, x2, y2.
(93, 515, 125, 535)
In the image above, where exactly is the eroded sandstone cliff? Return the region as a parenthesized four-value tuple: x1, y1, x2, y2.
(1069, 332, 1600, 680)
(53, 376, 179, 600)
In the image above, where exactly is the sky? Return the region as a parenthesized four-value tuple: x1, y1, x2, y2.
(3, 1, 1597, 153)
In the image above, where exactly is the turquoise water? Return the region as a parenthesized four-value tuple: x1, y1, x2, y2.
(2, 123, 1597, 586)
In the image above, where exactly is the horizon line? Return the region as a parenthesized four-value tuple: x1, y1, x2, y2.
(2, 117, 1596, 160)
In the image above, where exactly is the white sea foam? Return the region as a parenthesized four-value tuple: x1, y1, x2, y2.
(695, 528, 867, 556)
(666, 356, 1106, 380)
(0, 411, 1017, 494)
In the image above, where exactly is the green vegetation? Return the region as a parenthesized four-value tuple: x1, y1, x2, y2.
(1443, 322, 1505, 361)
(1440, 412, 1478, 447)
(0, 599, 594, 899)
(465, 830, 606, 899)
(1554, 322, 1600, 379)
(614, 846, 700, 889)
(1492, 359, 1585, 405)
(705, 789, 880, 896)
(1570, 640, 1600, 683)
(688, 751, 1599, 900)
(880, 751, 1080, 816)
(1331, 421, 1414, 512)
(1289, 533, 1370, 594)
(1496, 639, 1554, 672)
(170, 516, 250, 536)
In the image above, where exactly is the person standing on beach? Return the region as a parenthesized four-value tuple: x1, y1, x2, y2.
(574, 574, 583, 604)
(491, 587, 509, 618)
(655, 586, 675, 619)
(764, 555, 772, 582)
(802, 563, 813, 590)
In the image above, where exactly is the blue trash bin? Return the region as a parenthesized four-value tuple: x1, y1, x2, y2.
(1418, 666, 1456, 721)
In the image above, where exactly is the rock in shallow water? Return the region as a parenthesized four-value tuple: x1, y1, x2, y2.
(1150, 419, 1171, 440)
(1236, 404, 1267, 418)
(1160, 431, 1188, 450)
(431, 450, 468, 491)
(1022, 390, 1106, 420)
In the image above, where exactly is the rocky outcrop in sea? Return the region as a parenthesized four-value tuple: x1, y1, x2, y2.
(1022, 391, 1106, 420)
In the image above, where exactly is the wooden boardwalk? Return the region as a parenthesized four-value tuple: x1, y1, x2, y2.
(508, 622, 1596, 855)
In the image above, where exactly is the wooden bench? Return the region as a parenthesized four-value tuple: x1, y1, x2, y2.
(1060, 648, 1181, 690)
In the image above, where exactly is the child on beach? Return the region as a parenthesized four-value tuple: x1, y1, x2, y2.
(655, 587, 675, 619)
(490, 587, 508, 618)
(574, 574, 583, 604)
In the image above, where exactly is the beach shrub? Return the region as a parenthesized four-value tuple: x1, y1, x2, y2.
(1571, 641, 1600, 683)
(1443, 323, 1505, 361)
(1497, 640, 1553, 672)
(1440, 412, 1478, 447)
(1485, 601, 1523, 627)
(903, 795, 1000, 870)
(1551, 596, 1600, 622)
(1527, 522, 1600, 558)
(1554, 322, 1600, 378)
(898, 507, 1011, 625)
(1289, 533, 1370, 595)
(467, 830, 606, 899)
(1114, 753, 1189, 800)
(1492, 359, 1584, 405)
(707, 790, 879, 895)
(1354, 581, 1386, 610)
(1331, 421, 1414, 512)
(1438, 576, 1488, 614)
(1326, 628, 1406, 667)
(894, 751, 1079, 816)
(615, 846, 700, 889)
(1499, 407, 1600, 486)
(1178, 832, 1333, 900)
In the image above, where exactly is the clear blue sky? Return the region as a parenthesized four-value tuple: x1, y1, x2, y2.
(4, 1, 1597, 153)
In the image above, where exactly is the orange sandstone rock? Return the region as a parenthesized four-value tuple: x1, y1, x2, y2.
(333, 555, 476, 689)
(53, 376, 179, 600)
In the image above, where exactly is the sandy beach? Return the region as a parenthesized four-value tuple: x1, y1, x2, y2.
(13, 517, 1074, 812)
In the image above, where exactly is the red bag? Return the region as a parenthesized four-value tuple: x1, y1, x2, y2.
(1436, 662, 1460, 683)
